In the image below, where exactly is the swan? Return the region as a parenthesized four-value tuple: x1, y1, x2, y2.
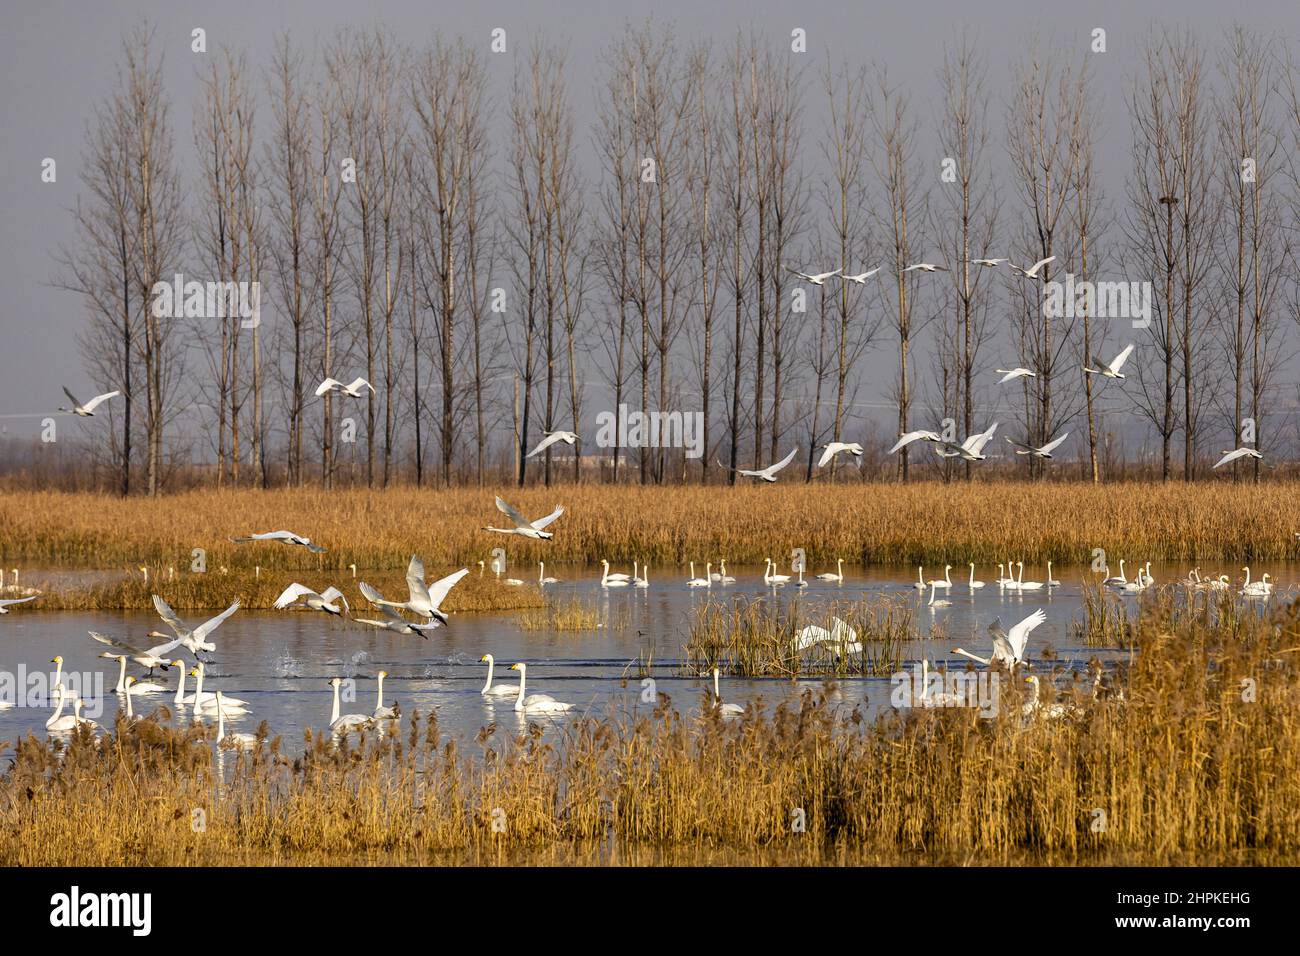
(0, 594, 37, 614)
(1011, 256, 1055, 279)
(508, 663, 573, 714)
(1016, 562, 1044, 591)
(913, 566, 927, 591)
(1006, 433, 1069, 459)
(900, 262, 948, 273)
(793, 567, 808, 588)
(328, 677, 374, 735)
(273, 583, 349, 615)
(1103, 560, 1127, 587)
(600, 560, 631, 588)
(525, 430, 579, 458)
(149, 594, 241, 657)
(764, 558, 790, 586)
(816, 442, 864, 468)
(503, 576, 525, 586)
(1121, 567, 1147, 593)
(723, 447, 799, 483)
(314, 376, 375, 398)
(120, 678, 140, 721)
(953, 609, 1045, 671)
(929, 565, 954, 590)
(189, 662, 250, 712)
(1083, 343, 1135, 379)
(88, 630, 183, 676)
(479, 654, 520, 697)
(538, 562, 558, 585)
(58, 386, 120, 417)
(711, 667, 745, 717)
(360, 555, 468, 622)
(634, 562, 650, 588)
(230, 529, 327, 553)
(1046, 562, 1061, 588)
(816, 559, 845, 583)
(788, 266, 841, 285)
(686, 562, 711, 587)
(372, 671, 397, 720)
(1213, 447, 1263, 470)
(215, 692, 259, 750)
(353, 603, 441, 636)
(483, 496, 565, 539)
(1206, 574, 1231, 591)
(794, 617, 861, 654)
(46, 686, 78, 731)
(72, 698, 98, 731)
(1241, 567, 1273, 597)
(840, 268, 881, 283)
(934, 423, 999, 462)
(1022, 675, 1070, 719)
(968, 563, 984, 590)
(918, 659, 965, 707)
(104, 655, 166, 695)
(995, 366, 1034, 383)
(928, 582, 952, 609)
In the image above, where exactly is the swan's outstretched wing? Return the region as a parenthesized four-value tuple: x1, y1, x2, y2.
(495, 496, 531, 529)
(62, 386, 82, 408)
(817, 445, 836, 468)
(1109, 344, 1135, 373)
(887, 430, 940, 454)
(1038, 432, 1069, 455)
(427, 568, 470, 609)
(0, 595, 37, 609)
(273, 582, 316, 609)
(405, 555, 432, 606)
(525, 433, 562, 458)
(89, 630, 146, 655)
(530, 505, 565, 531)
(314, 378, 343, 396)
(360, 580, 404, 610)
(81, 390, 120, 413)
(1212, 449, 1244, 469)
(1007, 608, 1046, 662)
(319, 587, 349, 613)
(346, 377, 375, 394)
(191, 600, 240, 643)
(152, 594, 186, 635)
(767, 447, 798, 475)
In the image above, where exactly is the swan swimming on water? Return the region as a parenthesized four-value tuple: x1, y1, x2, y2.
(479, 654, 520, 697)
(508, 663, 573, 714)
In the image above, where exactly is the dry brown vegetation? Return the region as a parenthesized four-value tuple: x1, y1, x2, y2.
(4, 590, 1298, 866)
(1, 482, 1298, 579)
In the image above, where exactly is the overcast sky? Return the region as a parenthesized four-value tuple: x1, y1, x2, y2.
(1, 0, 1290, 452)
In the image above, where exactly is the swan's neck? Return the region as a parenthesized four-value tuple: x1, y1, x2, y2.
(49, 692, 66, 722)
(215, 697, 223, 739)
(174, 667, 186, 704)
(689, 562, 695, 580)
(330, 683, 341, 724)
(125, 688, 134, 719)
(376, 673, 385, 708)
(193, 666, 204, 700)
(115, 657, 126, 693)
(713, 670, 720, 700)
(514, 667, 526, 709)
(482, 658, 494, 693)
(1244, 567, 1251, 586)
(54, 660, 63, 686)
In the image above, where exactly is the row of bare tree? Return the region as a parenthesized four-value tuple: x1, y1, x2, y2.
(54, 21, 1300, 494)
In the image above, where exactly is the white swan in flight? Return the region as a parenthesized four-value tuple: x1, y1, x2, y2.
(1011, 255, 1055, 279)
(817, 441, 863, 468)
(724, 447, 798, 482)
(787, 266, 841, 285)
(484, 496, 566, 539)
(479, 654, 519, 697)
(794, 617, 861, 654)
(839, 268, 880, 283)
(150, 594, 241, 656)
(360, 555, 467, 623)
(935, 423, 999, 461)
(231, 529, 327, 553)
(525, 430, 579, 458)
(1213, 447, 1263, 470)
(0, 594, 37, 614)
(59, 386, 120, 417)
(314, 376, 375, 397)
(900, 262, 947, 273)
(1007, 432, 1069, 459)
(967, 257, 1007, 267)
(953, 608, 1045, 671)
(273, 583, 350, 615)
(887, 429, 942, 454)
(353, 600, 440, 636)
(89, 630, 182, 675)
(509, 662, 573, 714)
(996, 367, 1035, 384)
(1083, 344, 1135, 379)
(328, 677, 374, 735)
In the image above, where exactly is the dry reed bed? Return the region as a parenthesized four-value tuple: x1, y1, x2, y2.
(1, 482, 1298, 573)
(4, 592, 1298, 866)
(26, 567, 545, 614)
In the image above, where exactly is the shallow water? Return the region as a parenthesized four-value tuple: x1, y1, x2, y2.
(0, 560, 1291, 752)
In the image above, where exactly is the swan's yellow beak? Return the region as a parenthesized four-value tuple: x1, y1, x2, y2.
(189, 667, 199, 677)
(50, 656, 61, 664)
(509, 663, 520, 671)
(479, 655, 488, 663)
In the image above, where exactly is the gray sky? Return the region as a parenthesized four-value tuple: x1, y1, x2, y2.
(0, 0, 1290, 455)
